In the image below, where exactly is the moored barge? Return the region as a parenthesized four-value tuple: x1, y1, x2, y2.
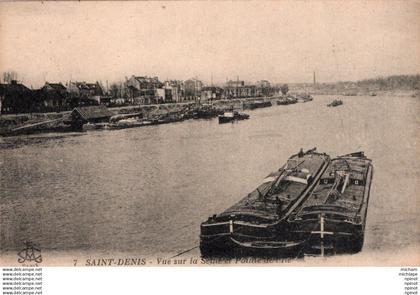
(277, 96, 298, 105)
(200, 148, 330, 257)
(243, 100, 272, 110)
(296, 94, 314, 103)
(327, 99, 343, 107)
(288, 152, 373, 256)
(218, 111, 250, 124)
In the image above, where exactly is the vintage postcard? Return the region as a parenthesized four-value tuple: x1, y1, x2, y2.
(0, 1, 419, 269)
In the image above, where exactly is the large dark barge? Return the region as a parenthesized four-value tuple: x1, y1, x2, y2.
(200, 148, 331, 257)
(199, 150, 373, 258)
(288, 152, 373, 256)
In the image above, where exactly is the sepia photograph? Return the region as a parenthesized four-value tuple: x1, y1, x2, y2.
(0, 0, 419, 269)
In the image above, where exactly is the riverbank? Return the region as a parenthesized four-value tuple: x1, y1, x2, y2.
(0, 97, 276, 136)
(1, 90, 417, 136)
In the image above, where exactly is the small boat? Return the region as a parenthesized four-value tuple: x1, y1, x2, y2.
(288, 152, 373, 256)
(194, 107, 224, 119)
(298, 94, 313, 103)
(108, 118, 148, 129)
(277, 99, 288, 105)
(218, 111, 249, 124)
(82, 122, 109, 130)
(200, 148, 330, 257)
(327, 99, 343, 107)
(243, 100, 272, 110)
(110, 113, 143, 123)
(157, 114, 184, 124)
(277, 96, 298, 105)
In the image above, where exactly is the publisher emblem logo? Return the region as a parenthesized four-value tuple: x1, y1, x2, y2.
(17, 241, 42, 264)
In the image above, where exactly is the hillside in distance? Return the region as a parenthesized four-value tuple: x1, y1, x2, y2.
(288, 74, 420, 96)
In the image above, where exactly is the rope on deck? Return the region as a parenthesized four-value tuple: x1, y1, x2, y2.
(167, 221, 251, 260)
(168, 245, 199, 259)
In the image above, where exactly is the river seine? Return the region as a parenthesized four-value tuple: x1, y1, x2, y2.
(1, 95, 419, 263)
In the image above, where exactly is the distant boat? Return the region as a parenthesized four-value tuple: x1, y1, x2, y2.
(194, 105, 224, 119)
(327, 99, 343, 107)
(277, 96, 298, 105)
(82, 122, 109, 130)
(243, 100, 272, 110)
(108, 118, 147, 129)
(218, 111, 250, 124)
(296, 94, 313, 103)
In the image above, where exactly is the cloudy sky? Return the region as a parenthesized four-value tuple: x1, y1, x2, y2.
(0, 1, 419, 87)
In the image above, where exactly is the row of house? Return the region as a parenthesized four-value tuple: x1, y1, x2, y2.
(125, 77, 275, 103)
(125, 76, 204, 104)
(0, 80, 104, 114)
(0, 76, 277, 114)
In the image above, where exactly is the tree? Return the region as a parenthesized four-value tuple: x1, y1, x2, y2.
(2, 71, 18, 83)
(280, 84, 289, 95)
(109, 83, 120, 98)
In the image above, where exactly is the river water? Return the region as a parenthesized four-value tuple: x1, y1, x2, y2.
(1, 95, 419, 263)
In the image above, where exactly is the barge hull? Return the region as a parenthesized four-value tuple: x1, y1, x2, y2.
(200, 148, 331, 257)
(289, 152, 373, 256)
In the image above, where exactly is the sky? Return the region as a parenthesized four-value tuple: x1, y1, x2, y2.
(0, 1, 419, 88)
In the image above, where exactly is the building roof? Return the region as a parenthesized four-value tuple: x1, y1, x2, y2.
(0, 81, 30, 91)
(43, 82, 67, 91)
(0, 81, 31, 95)
(164, 80, 183, 86)
(84, 83, 100, 90)
(134, 76, 161, 84)
(256, 80, 271, 87)
(72, 82, 101, 91)
(71, 105, 113, 121)
(185, 78, 202, 83)
(202, 86, 223, 91)
(226, 80, 245, 87)
(224, 84, 256, 89)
